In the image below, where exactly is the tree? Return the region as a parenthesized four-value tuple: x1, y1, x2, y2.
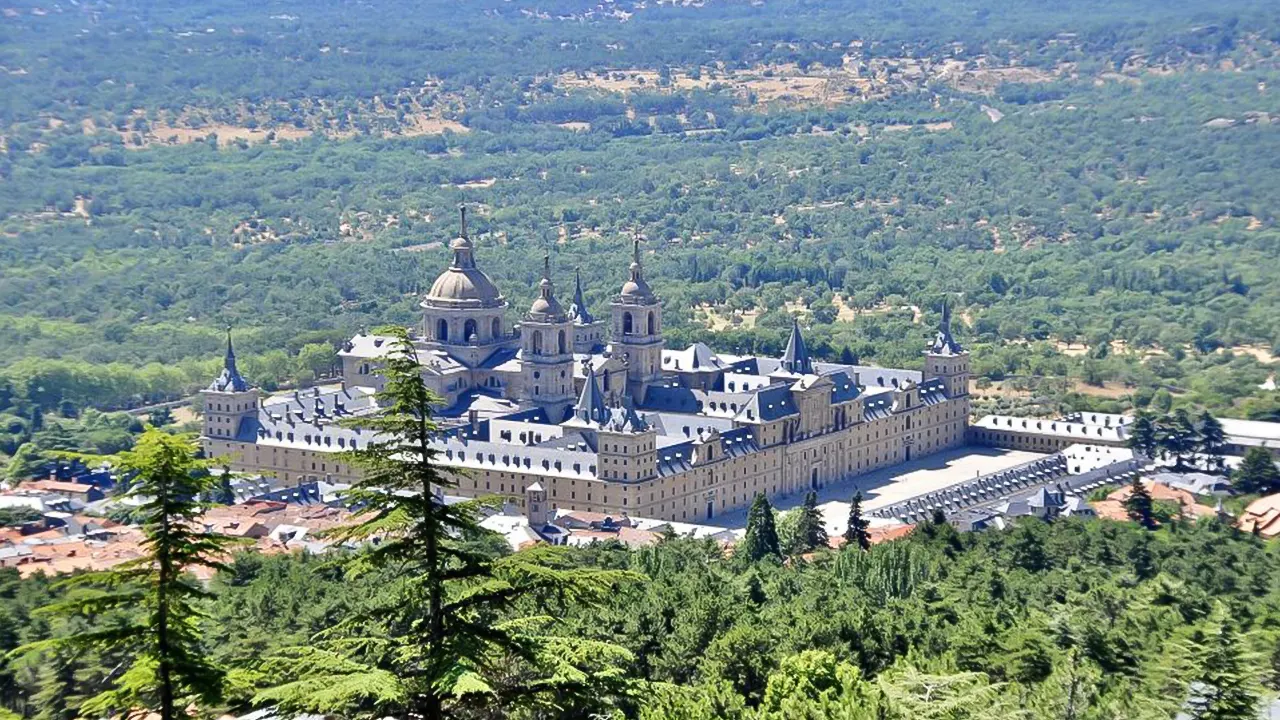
(1124, 477, 1156, 529)
(1182, 608, 1260, 720)
(844, 491, 872, 551)
(787, 491, 828, 555)
(1197, 411, 1226, 472)
(9, 431, 236, 720)
(254, 329, 637, 719)
(740, 493, 782, 562)
(1127, 413, 1157, 458)
(1232, 447, 1280, 495)
(5, 443, 43, 482)
(1157, 409, 1198, 470)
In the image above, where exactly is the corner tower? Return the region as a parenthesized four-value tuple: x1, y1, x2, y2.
(609, 239, 663, 396)
(924, 300, 970, 399)
(201, 327, 259, 444)
(519, 255, 575, 411)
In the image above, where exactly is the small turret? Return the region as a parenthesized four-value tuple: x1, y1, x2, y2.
(779, 317, 813, 375)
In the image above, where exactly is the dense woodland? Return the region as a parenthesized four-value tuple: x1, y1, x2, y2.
(2, 0, 1280, 461)
(1, 508, 1277, 718)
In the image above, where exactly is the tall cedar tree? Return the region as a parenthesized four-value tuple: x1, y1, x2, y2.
(9, 431, 235, 720)
(792, 491, 828, 554)
(1127, 413, 1158, 458)
(1183, 608, 1260, 720)
(254, 329, 637, 720)
(741, 493, 782, 561)
(1158, 409, 1198, 470)
(1197, 411, 1226, 472)
(1233, 447, 1280, 495)
(844, 491, 872, 551)
(1124, 477, 1156, 529)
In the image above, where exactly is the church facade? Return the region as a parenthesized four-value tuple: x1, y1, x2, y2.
(201, 210, 971, 523)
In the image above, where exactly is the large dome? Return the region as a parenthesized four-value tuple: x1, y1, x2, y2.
(422, 235, 506, 309)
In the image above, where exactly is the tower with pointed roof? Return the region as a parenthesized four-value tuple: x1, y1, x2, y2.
(519, 254, 575, 411)
(610, 238, 664, 397)
(924, 299, 970, 400)
(779, 317, 814, 375)
(421, 205, 510, 361)
(569, 268, 605, 353)
(201, 327, 260, 445)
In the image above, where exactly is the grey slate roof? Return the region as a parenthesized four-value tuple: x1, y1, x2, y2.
(569, 268, 596, 325)
(929, 300, 964, 356)
(779, 318, 813, 375)
(572, 361, 610, 425)
(208, 328, 251, 393)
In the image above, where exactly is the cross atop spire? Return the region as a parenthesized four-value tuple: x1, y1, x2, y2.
(449, 204, 476, 269)
(209, 326, 250, 393)
(780, 317, 813, 375)
(617, 235, 656, 303)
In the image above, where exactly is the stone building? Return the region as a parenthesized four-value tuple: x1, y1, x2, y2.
(201, 210, 971, 523)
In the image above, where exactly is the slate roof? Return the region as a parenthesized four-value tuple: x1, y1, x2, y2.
(929, 300, 964, 356)
(780, 318, 813, 374)
(208, 328, 250, 393)
(569, 268, 596, 325)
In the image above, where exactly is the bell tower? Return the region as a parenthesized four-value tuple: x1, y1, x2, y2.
(924, 300, 970, 400)
(609, 238, 664, 397)
(201, 327, 260, 448)
(519, 254, 575, 411)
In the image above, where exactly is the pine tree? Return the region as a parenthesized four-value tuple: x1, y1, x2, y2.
(1233, 447, 1280, 495)
(1183, 609, 1260, 720)
(789, 491, 828, 555)
(1157, 409, 1198, 470)
(740, 493, 782, 562)
(1124, 477, 1156, 529)
(254, 329, 638, 719)
(1197, 411, 1226, 472)
(1127, 413, 1158, 458)
(843, 491, 872, 551)
(9, 430, 237, 720)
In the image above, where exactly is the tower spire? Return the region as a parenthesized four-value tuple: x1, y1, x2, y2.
(449, 204, 476, 269)
(929, 297, 964, 355)
(780, 317, 813, 374)
(459, 203, 468, 238)
(571, 267, 595, 324)
(209, 325, 250, 392)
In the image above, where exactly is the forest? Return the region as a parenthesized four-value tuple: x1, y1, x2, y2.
(2, 0, 1280, 463)
(2, 500, 1276, 718)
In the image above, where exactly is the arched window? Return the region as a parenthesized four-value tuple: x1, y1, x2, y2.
(558, 329, 567, 354)
(464, 319, 477, 342)
(532, 331, 543, 354)
(647, 311, 656, 335)
(491, 317, 500, 339)
(622, 312, 633, 335)
(436, 318, 448, 342)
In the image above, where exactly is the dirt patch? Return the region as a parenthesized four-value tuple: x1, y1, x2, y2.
(147, 123, 313, 147)
(1072, 381, 1133, 399)
(395, 114, 469, 136)
(1220, 344, 1278, 364)
(557, 121, 591, 132)
(699, 304, 759, 331)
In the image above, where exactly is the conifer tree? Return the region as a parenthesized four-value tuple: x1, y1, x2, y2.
(1183, 608, 1260, 720)
(844, 491, 872, 551)
(1124, 477, 1156, 529)
(1197, 411, 1226, 472)
(1127, 413, 1158, 458)
(741, 493, 782, 562)
(1233, 447, 1280, 495)
(9, 430, 236, 720)
(789, 491, 828, 554)
(1157, 409, 1198, 470)
(254, 329, 637, 719)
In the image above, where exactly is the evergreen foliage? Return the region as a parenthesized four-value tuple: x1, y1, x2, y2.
(844, 491, 872, 551)
(251, 329, 639, 719)
(740, 493, 782, 562)
(1124, 477, 1156, 529)
(8, 431, 237, 720)
(1233, 447, 1280, 495)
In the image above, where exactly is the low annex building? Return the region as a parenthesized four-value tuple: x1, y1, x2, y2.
(201, 210, 971, 523)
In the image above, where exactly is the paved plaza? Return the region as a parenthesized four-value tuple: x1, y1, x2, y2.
(716, 446, 1045, 533)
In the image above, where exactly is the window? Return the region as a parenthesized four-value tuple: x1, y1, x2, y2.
(464, 319, 477, 341)
(436, 318, 449, 341)
(491, 318, 501, 338)
(623, 312, 633, 335)
(647, 312, 656, 335)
